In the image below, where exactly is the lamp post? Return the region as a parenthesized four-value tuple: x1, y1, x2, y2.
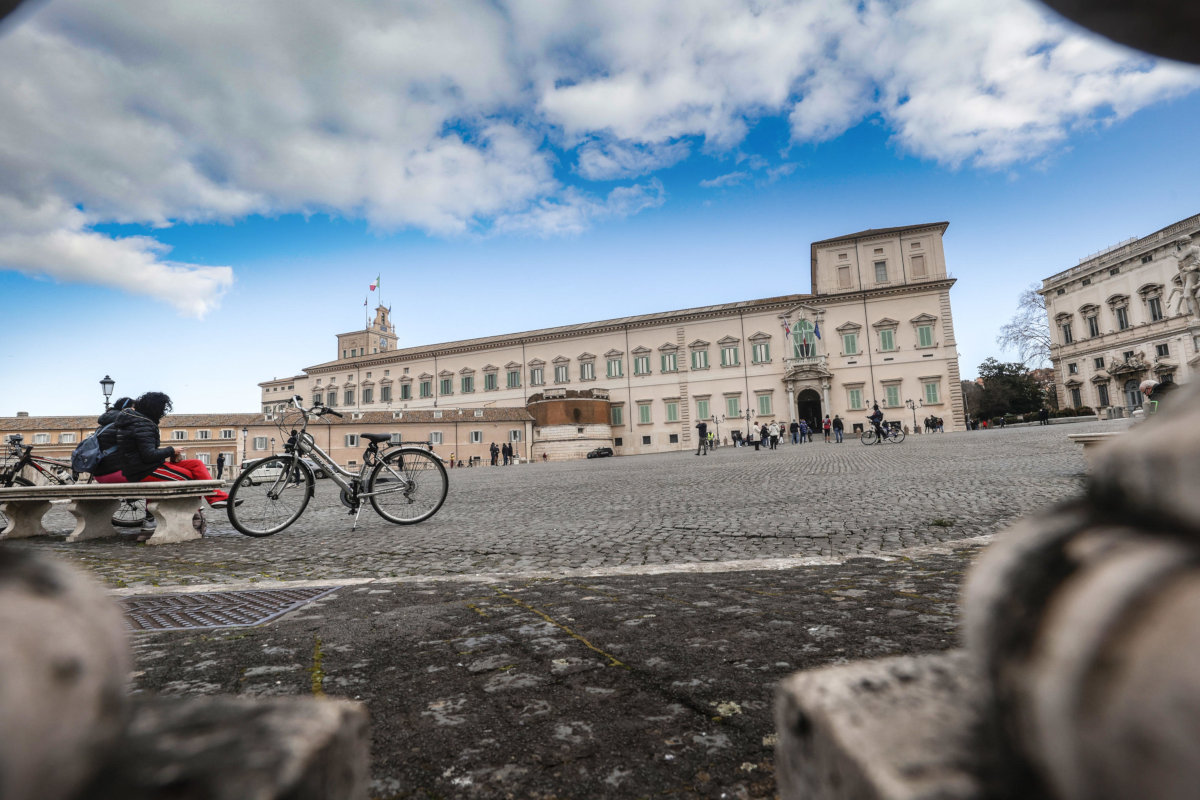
(745, 408, 753, 442)
(710, 414, 724, 448)
(906, 399, 922, 432)
(241, 427, 248, 467)
(271, 437, 276, 455)
(99, 375, 115, 410)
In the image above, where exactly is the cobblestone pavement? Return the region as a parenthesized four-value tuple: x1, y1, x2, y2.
(6, 422, 1103, 590)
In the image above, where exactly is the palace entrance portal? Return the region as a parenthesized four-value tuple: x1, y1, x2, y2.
(796, 388, 822, 427)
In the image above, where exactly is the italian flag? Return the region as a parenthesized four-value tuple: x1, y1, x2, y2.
(370, 275, 380, 291)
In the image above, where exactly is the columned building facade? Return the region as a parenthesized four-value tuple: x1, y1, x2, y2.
(1040, 213, 1200, 415)
(260, 223, 966, 457)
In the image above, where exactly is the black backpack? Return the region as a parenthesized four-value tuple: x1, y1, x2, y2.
(71, 423, 119, 474)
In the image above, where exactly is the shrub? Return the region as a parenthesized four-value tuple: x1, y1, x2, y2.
(1075, 406, 1094, 416)
(1056, 408, 1078, 418)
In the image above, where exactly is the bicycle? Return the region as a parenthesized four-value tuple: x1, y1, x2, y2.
(226, 396, 449, 537)
(860, 421, 906, 445)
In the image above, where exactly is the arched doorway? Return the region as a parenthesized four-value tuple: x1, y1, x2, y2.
(796, 388, 822, 428)
(1124, 378, 1142, 409)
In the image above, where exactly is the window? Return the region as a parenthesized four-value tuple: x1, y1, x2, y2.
(1097, 384, 1110, 406)
(390, 432, 402, 444)
(606, 358, 623, 378)
(726, 396, 740, 417)
(419, 380, 432, 398)
(842, 333, 858, 355)
(837, 265, 852, 288)
(665, 401, 679, 422)
(642, 435, 652, 445)
(1061, 323, 1074, 344)
(874, 261, 888, 282)
(1082, 278, 1091, 286)
(461, 375, 474, 394)
(554, 365, 569, 383)
(1156, 343, 1170, 357)
(916, 325, 934, 348)
(470, 431, 482, 444)
(848, 388, 864, 410)
(1070, 387, 1082, 408)
(440, 378, 452, 395)
(757, 394, 772, 416)
(530, 367, 544, 385)
(885, 385, 901, 408)
(691, 350, 709, 369)
(752, 343, 770, 363)
(313, 393, 323, 406)
(614, 438, 623, 447)
(633, 355, 650, 375)
(879, 329, 896, 352)
(32, 433, 50, 444)
(923, 382, 940, 404)
(510, 430, 522, 442)
(433, 410, 443, 418)
(669, 434, 679, 444)
(430, 432, 443, 445)
(611, 405, 624, 426)
(1094, 357, 1105, 369)
(344, 389, 355, 406)
(1087, 316, 1100, 338)
(1115, 307, 1129, 330)
(362, 387, 373, 404)
(793, 321, 815, 358)
(580, 362, 595, 381)
(661, 352, 678, 372)
(911, 254, 926, 277)
(638, 403, 652, 424)
(172, 430, 188, 440)
(507, 370, 521, 388)
(220, 429, 234, 439)
(196, 430, 211, 440)
(344, 434, 359, 447)
(484, 373, 498, 391)
(696, 399, 709, 421)
(327, 391, 337, 406)
(59, 432, 76, 444)
(253, 436, 268, 450)
(1068, 363, 1078, 374)
(1149, 297, 1164, 321)
(720, 346, 739, 366)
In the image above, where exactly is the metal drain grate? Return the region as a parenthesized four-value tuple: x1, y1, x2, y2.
(122, 587, 339, 632)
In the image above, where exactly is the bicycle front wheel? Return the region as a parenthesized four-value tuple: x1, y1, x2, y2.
(860, 430, 878, 445)
(369, 448, 448, 525)
(227, 456, 312, 537)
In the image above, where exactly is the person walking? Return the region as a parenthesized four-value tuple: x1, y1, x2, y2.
(695, 419, 709, 455)
(768, 420, 780, 450)
(822, 415, 832, 443)
(832, 415, 844, 443)
(215, 452, 226, 480)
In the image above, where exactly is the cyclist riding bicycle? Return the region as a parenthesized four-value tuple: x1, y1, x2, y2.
(868, 403, 887, 441)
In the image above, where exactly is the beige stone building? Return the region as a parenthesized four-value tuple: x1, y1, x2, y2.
(1040, 213, 1200, 415)
(261, 222, 966, 455)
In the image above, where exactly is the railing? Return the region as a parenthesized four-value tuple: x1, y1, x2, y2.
(1044, 214, 1200, 288)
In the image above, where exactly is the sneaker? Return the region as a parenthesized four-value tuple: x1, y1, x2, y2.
(209, 498, 243, 509)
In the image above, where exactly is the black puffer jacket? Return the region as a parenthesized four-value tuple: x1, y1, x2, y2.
(91, 408, 125, 477)
(113, 409, 175, 482)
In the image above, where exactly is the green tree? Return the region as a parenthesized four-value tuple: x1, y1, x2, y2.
(975, 358, 1045, 419)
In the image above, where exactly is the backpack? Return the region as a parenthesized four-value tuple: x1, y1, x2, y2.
(71, 423, 119, 474)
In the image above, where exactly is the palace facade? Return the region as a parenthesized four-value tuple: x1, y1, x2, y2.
(260, 222, 967, 458)
(1040, 213, 1200, 415)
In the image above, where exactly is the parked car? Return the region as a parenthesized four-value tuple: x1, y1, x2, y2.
(300, 457, 326, 478)
(238, 457, 324, 485)
(586, 447, 614, 459)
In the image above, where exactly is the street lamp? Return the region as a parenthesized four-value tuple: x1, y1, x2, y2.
(271, 437, 276, 454)
(241, 427, 248, 467)
(100, 375, 115, 410)
(710, 414, 725, 448)
(906, 399, 922, 432)
(745, 408, 753, 442)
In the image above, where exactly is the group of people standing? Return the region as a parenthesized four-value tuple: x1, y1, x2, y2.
(489, 442, 516, 466)
(697, 414, 847, 454)
(921, 416, 946, 433)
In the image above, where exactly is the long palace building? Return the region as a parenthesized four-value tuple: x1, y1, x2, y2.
(260, 222, 967, 459)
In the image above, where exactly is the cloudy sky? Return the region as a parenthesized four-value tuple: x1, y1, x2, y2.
(2, 0, 1198, 416)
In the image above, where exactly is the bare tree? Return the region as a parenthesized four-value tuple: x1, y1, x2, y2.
(997, 284, 1051, 368)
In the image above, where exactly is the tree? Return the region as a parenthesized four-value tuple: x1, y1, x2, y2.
(975, 358, 1046, 419)
(997, 284, 1051, 368)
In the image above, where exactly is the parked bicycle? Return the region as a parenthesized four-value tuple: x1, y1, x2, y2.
(860, 421, 906, 445)
(226, 396, 449, 537)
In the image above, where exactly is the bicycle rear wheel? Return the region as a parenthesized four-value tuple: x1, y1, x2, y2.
(888, 430, 906, 443)
(227, 456, 312, 537)
(112, 499, 148, 528)
(368, 448, 448, 525)
(860, 430, 878, 445)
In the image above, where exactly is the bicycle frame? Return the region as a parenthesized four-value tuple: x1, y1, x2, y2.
(3, 439, 77, 486)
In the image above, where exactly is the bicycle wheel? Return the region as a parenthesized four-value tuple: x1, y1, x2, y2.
(368, 448, 448, 525)
(860, 429, 878, 445)
(888, 430, 906, 444)
(112, 498, 148, 528)
(0, 476, 33, 531)
(227, 456, 312, 537)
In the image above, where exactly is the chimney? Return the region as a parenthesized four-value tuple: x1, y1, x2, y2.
(16, 412, 29, 417)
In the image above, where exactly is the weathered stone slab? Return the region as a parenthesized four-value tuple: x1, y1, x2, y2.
(82, 695, 370, 800)
(775, 650, 986, 800)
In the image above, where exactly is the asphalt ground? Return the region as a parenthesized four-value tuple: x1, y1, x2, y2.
(4, 421, 1110, 798)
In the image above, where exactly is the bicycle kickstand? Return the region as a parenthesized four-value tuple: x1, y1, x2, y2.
(351, 503, 365, 531)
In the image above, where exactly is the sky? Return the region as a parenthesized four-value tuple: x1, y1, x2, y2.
(2, 0, 1199, 416)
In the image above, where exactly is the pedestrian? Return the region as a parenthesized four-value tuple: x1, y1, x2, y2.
(760, 423, 769, 451)
(937, 416, 944, 433)
(789, 420, 799, 444)
(489, 442, 499, 466)
(822, 415, 832, 443)
(832, 415, 844, 443)
(1140, 378, 1176, 414)
(769, 420, 780, 449)
(542, 452, 548, 462)
(1039, 407, 1050, 426)
(215, 452, 226, 480)
(695, 419, 708, 455)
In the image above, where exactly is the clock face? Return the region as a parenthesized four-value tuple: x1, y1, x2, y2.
(379, 337, 387, 348)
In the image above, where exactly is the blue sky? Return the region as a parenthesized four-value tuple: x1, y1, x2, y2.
(2, 0, 1199, 416)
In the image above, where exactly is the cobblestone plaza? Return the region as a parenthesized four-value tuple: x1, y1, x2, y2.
(9, 422, 1101, 591)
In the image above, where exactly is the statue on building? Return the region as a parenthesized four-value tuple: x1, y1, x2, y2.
(1167, 234, 1200, 318)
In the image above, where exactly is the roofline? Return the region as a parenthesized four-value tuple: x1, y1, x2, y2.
(809, 222, 950, 296)
(1040, 212, 1200, 290)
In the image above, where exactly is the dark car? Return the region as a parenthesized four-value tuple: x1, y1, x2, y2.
(586, 447, 614, 459)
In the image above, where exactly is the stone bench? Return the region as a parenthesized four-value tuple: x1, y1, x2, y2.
(0, 480, 223, 546)
(1067, 431, 1123, 466)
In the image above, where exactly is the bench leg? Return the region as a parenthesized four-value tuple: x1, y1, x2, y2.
(0, 500, 53, 539)
(144, 496, 204, 545)
(66, 499, 123, 543)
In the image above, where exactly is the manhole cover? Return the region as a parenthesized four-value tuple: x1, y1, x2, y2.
(122, 587, 339, 632)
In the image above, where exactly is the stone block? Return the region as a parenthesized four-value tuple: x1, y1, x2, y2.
(775, 650, 986, 800)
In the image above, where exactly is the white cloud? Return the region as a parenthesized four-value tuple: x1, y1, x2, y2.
(699, 172, 749, 189)
(0, 0, 1197, 314)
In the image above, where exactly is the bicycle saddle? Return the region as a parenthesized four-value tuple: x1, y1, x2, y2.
(361, 433, 392, 443)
